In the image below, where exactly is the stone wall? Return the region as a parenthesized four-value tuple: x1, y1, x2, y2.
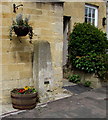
(0, 2, 2, 109)
(73, 70, 102, 88)
(64, 2, 106, 32)
(1, 2, 63, 104)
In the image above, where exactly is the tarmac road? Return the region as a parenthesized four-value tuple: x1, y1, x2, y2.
(2, 85, 107, 119)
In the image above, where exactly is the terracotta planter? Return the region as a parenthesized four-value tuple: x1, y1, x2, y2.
(14, 26, 29, 36)
(11, 92, 38, 110)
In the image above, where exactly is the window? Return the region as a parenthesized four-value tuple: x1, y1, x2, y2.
(85, 4, 98, 26)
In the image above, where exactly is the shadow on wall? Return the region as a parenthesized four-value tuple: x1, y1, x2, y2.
(10, 36, 33, 63)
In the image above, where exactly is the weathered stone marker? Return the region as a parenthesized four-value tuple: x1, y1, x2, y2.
(33, 41, 54, 102)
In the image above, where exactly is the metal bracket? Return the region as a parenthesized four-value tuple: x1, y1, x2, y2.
(13, 4, 23, 13)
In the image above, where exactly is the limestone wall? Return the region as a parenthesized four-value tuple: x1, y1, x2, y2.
(0, 2, 2, 110)
(64, 2, 106, 32)
(73, 70, 102, 88)
(1, 2, 63, 104)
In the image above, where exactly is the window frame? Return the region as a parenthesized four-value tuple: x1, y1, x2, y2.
(85, 4, 98, 27)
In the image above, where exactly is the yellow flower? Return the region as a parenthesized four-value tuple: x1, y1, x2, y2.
(24, 86, 29, 90)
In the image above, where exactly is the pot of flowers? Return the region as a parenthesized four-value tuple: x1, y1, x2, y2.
(9, 13, 33, 43)
(11, 86, 38, 110)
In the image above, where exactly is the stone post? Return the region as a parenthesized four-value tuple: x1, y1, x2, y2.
(33, 41, 54, 102)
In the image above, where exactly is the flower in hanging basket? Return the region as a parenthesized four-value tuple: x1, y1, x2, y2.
(9, 13, 33, 43)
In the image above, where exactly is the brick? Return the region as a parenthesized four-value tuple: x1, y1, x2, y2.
(16, 52, 32, 63)
(41, 29, 53, 35)
(34, 21, 51, 28)
(2, 53, 10, 65)
(2, 97, 11, 104)
(0, 49, 1, 55)
(52, 35, 63, 42)
(55, 42, 63, 52)
(2, 90, 11, 97)
(2, 65, 8, 74)
(23, 8, 34, 14)
(2, 5, 11, 13)
(2, 26, 9, 35)
(9, 45, 25, 52)
(24, 2, 36, 8)
(2, 19, 11, 26)
(8, 52, 17, 64)
(36, 3, 42, 9)
(0, 83, 2, 90)
(2, 35, 9, 39)
(24, 7, 42, 15)
(2, 71, 20, 80)
(23, 63, 32, 72)
(39, 35, 54, 42)
(19, 71, 32, 79)
(42, 3, 51, 10)
(8, 64, 23, 72)
(2, 40, 10, 49)
(53, 74, 63, 83)
(17, 78, 32, 87)
(54, 67, 63, 76)
(2, 79, 19, 90)
(35, 10, 42, 15)
(2, 13, 12, 18)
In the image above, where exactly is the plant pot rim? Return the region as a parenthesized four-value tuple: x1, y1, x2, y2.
(11, 91, 38, 99)
(11, 91, 37, 96)
(13, 26, 30, 36)
(14, 26, 31, 28)
(11, 91, 37, 94)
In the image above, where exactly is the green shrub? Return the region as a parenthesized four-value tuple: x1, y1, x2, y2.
(72, 53, 108, 79)
(68, 23, 108, 57)
(84, 81, 91, 87)
(68, 22, 108, 79)
(68, 74, 81, 83)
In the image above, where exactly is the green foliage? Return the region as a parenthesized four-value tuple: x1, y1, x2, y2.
(68, 22, 108, 79)
(68, 74, 81, 83)
(72, 53, 108, 79)
(84, 81, 91, 87)
(68, 23, 108, 57)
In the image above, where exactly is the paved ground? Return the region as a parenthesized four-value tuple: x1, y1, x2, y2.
(2, 85, 107, 119)
(63, 84, 92, 94)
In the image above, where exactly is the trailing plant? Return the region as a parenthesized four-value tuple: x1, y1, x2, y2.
(84, 81, 91, 87)
(68, 74, 81, 83)
(9, 14, 33, 43)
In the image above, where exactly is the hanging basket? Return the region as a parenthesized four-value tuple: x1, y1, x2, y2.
(13, 26, 30, 36)
(11, 91, 38, 110)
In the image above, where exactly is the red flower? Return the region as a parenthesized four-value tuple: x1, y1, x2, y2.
(18, 89, 25, 93)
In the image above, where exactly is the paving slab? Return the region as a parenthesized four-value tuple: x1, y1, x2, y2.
(63, 84, 92, 94)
